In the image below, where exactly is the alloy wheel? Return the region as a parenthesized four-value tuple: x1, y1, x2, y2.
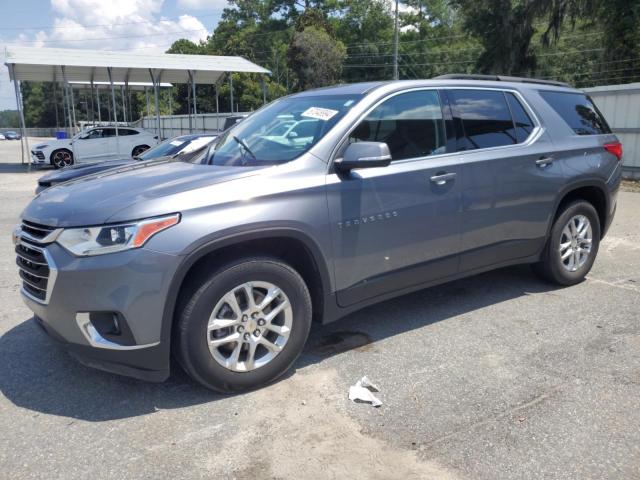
(52, 151, 72, 168)
(207, 281, 293, 372)
(559, 214, 593, 272)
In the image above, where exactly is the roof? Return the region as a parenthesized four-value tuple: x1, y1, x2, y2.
(4, 46, 270, 85)
(293, 81, 389, 96)
(289, 78, 578, 99)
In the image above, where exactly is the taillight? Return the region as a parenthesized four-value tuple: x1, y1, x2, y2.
(604, 141, 622, 161)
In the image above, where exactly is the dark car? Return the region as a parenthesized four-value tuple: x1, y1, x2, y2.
(16, 76, 621, 393)
(35, 134, 217, 194)
(3, 131, 21, 140)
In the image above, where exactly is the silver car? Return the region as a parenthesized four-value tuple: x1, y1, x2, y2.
(15, 76, 622, 392)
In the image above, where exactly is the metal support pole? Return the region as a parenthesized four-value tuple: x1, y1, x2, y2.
(90, 83, 95, 123)
(187, 77, 193, 133)
(229, 74, 234, 113)
(144, 87, 151, 128)
(215, 85, 220, 132)
(96, 86, 101, 123)
(61, 66, 76, 132)
(9, 64, 30, 170)
(53, 71, 59, 129)
(149, 69, 161, 140)
(120, 85, 126, 124)
(61, 67, 73, 132)
(189, 70, 198, 132)
(261, 76, 267, 105)
(107, 67, 119, 155)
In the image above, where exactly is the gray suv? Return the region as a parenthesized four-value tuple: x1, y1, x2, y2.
(14, 76, 622, 392)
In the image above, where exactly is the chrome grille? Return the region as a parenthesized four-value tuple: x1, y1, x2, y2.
(15, 221, 59, 304)
(21, 220, 56, 241)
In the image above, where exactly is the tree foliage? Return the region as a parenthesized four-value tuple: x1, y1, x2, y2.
(19, 0, 640, 127)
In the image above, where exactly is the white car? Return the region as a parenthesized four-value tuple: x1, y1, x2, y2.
(0, 133, 5, 140)
(30, 126, 158, 168)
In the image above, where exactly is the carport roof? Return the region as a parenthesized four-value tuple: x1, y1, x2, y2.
(4, 46, 270, 84)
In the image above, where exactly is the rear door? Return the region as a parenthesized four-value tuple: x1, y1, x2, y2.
(444, 88, 564, 272)
(327, 89, 463, 307)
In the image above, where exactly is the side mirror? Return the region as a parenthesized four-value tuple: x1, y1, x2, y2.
(335, 142, 392, 172)
(79, 134, 89, 140)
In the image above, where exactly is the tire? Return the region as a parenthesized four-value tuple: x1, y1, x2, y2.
(532, 200, 600, 286)
(132, 145, 150, 157)
(175, 257, 312, 393)
(50, 149, 73, 169)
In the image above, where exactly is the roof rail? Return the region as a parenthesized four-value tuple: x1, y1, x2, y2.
(433, 74, 571, 88)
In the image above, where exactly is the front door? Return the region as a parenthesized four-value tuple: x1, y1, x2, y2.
(326, 89, 463, 307)
(73, 128, 108, 162)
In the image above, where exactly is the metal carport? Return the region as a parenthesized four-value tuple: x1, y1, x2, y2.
(4, 46, 270, 169)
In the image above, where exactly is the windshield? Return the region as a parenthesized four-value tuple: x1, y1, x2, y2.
(208, 94, 363, 167)
(137, 136, 214, 160)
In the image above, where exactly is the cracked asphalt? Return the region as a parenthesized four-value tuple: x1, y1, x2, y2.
(1, 140, 639, 479)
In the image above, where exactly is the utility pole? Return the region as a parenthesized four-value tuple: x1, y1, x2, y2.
(393, 0, 400, 80)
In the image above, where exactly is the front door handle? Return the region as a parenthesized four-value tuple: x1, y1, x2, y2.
(536, 156, 554, 167)
(430, 172, 457, 186)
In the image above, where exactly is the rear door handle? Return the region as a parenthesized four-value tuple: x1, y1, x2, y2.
(430, 172, 457, 185)
(536, 156, 554, 167)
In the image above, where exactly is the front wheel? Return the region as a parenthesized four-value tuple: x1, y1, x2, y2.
(51, 149, 73, 169)
(532, 200, 600, 285)
(175, 257, 312, 393)
(131, 145, 150, 157)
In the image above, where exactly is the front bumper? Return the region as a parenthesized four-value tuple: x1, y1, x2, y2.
(31, 150, 47, 164)
(19, 241, 182, 382)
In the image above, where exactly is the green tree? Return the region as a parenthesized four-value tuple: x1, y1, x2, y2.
(287, 26, 347, 89)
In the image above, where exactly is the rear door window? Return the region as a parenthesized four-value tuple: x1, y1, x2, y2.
(539, 91, 611, 135)
(348, 90, 447, 161)
(448, 89, 517, 150)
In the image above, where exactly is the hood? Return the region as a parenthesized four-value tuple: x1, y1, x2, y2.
(38, 159, 135, 184)
(34, 138, 73, 150)
(23, 159, 264, 227)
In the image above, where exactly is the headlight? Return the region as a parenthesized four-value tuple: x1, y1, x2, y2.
(36, 145, 49, 149)
(57, 214, 180, 256)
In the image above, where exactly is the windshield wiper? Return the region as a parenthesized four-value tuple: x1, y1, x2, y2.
(232, 135, 257, 162)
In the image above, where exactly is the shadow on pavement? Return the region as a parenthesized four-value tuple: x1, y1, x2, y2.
(0, 264, 559, 422)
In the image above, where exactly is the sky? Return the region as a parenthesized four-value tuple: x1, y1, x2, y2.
(0, 0, 229, 110)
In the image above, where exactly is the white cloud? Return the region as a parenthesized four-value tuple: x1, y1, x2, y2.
(0, 0, 211, 109)
(177, 0, 228, 10)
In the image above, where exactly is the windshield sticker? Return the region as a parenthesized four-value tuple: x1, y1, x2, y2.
(301, 107, 339, 121)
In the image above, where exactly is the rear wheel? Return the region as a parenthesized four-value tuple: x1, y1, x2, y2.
(532, 200, 600, 285)
(132, 145, 150, 157)
(50, 149, 73, 169)
(176, 257, 312, 393)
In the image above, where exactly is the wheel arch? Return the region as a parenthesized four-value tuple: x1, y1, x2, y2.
(160, 228, 333, 358)
(49, 148, 73, 166)
(549, 180, 609, 239)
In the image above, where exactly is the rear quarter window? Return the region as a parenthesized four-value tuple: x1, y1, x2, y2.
(539, 91, 611, 135)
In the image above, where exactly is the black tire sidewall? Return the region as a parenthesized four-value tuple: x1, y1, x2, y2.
(178, 259, 312, 393)
(547, 201, 600, 285)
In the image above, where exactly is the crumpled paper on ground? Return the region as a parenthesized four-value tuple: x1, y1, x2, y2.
(348, 376, 382, 407)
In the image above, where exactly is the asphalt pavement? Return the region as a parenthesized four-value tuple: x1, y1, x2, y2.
(0, 139, 638, 479)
